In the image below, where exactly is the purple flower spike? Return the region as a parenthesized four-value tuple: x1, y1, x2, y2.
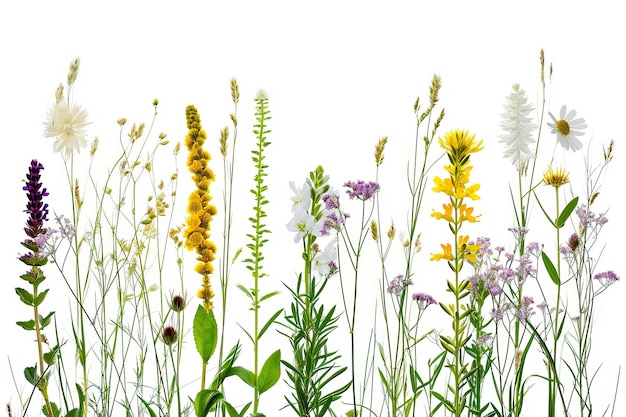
(344, 180, 380, 200)
(23, 160, 50, 239)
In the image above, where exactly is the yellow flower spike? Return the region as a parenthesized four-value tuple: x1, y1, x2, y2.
(543, 165, 570, 188)
(184, 105, 217, 311)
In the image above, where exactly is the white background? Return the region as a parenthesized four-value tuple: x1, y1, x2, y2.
(1, 1, 624, 416)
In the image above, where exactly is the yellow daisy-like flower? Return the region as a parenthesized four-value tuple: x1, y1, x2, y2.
(543, 165, 570, 188)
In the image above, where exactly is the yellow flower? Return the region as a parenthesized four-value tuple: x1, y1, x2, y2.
(432, 236, 481, 263)
(432, 203, 454, 222)
(543, 165, 569, 188)
(459, 204, 480, 223)
(184, 105, 217, 311)
(431, 242, 454, 261)
(438, 130, 484, 166)
(432, 176, 456, 196)
(463, 183, 481, 200)
(457, 235, 482, 263)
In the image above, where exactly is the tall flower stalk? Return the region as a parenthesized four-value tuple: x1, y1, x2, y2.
(282, 166, 350, 416)
(183, 104, 219, 393)
(238, 91, 282, 415)
(431, 129, 483, 417)
(16, 160, 59, 417)
(372, 74, 445, 417)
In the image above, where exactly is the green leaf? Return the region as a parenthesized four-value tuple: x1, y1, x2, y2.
(223, 401, 245, 417)
(34, 288, 50, 306)
(75, 383, 85, 417)
(541, 252, 560, 285)
(258, 349, 281, 393)
(43, 402, 60, 417)
(193, 389, 223, 417)
(556, 196, 579, 228)
(193, 306, 218, 363)
(258, 308, 283, 339)
(24, 365, 37, 385)
(235, 283, 252, 299)
(138, 397, 158, 417)
(16, 288, 34, 306)
(43, 345, 61, 366)
(230, 366, 256, 388)
(40, 311, 55, 328)
(16, 319, 36, 331)
(64, 409, 80, 417)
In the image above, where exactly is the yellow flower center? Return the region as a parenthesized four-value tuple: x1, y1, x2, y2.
(556, 119, 570, 135)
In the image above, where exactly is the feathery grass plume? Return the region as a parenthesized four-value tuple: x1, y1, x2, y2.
(183, 105, 218, 311)
(374, 136, 388, 166)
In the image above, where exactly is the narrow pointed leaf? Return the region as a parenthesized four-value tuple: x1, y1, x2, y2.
(541, 252, 560, 285)
(556, 196, 579, 228)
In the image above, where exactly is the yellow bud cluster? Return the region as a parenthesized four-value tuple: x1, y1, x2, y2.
(183, 105, 217, 311)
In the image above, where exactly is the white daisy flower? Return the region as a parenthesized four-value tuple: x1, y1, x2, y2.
(44, 98, 90, 157)
(547, 105, 587, 151)
(498, 84, 536, 170)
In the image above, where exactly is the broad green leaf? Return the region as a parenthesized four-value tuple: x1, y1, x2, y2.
(16, 319, 36, 331)
(34, 288, 50, 306)
(193, 389, 223, 417)
(230, 366, 256, 388)
(24, 366, 37, 385)
(43, 345, 60, 366)
(16, 288, 34, 306)
(257, 349, 281, 394)
(40, 311, 55, 328)
(193, 306, 218, 363)
(541, 252, 560, 285)
(42, 401, 60, 417)
(557, 196, 579, 228)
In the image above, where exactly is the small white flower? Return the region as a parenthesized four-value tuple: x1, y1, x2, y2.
(286, 207, 322, 243)
(44, 98, 90, 157)
(312, 239, 337, 276)
(289, 180, 312, 213)
(498, 84, 536, 170)
(547, 105, 587, 152)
